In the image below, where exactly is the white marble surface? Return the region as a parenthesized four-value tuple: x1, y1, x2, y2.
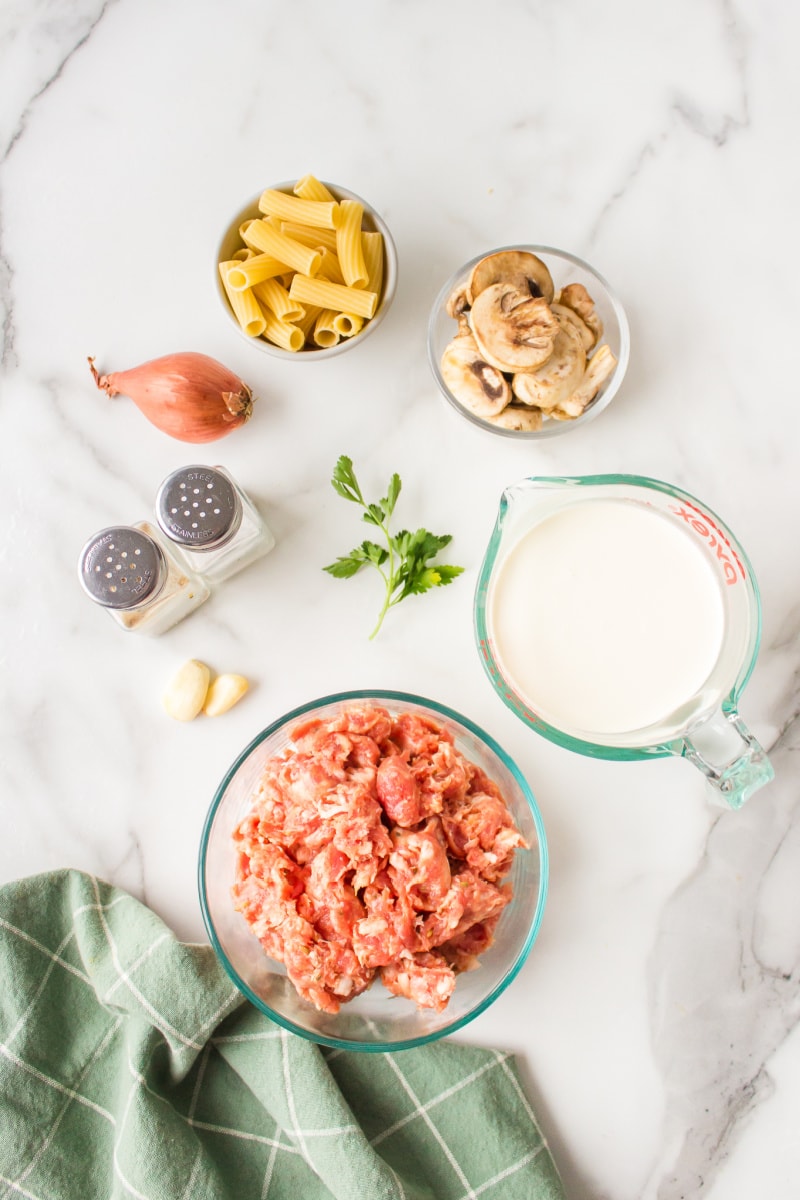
(1, 1, 799, 1196)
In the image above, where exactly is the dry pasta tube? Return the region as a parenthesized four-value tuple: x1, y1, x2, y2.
(313, 310, 341, 348)
(289, 274, 377, 318)
(227, 253, 290, 290)
(294, 175, 336, 203)
(252, 277, 304, 322)
(362, 231, 384, 297)
(295, 303, 323, 338)
(280, 222, 338, 254)
(244, 221, 322, 277)
(333, 312, 365, 338)
(336, 200, 369, 289)
(218, 263, 267, 338)
(316, 248, 345, 286)
(262, 312, 304, 352)
(258, 189, 341, 230)
(232, 247, 254, 262)
(238, 220, 262, 251)
(240, 220, 290, 257)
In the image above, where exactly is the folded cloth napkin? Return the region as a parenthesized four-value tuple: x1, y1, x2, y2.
(0, 870, 564, 1200)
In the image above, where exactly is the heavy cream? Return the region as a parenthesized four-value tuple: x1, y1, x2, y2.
(486, 499, 726, 740)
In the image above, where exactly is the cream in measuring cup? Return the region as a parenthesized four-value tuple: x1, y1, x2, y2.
(475, 475, 774, 808)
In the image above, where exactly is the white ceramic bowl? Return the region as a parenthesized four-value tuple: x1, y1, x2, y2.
(428, 244, 630, 438)
(216, 180, 398, 360)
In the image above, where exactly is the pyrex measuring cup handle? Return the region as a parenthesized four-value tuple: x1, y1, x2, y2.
(681, 709, 774, 809)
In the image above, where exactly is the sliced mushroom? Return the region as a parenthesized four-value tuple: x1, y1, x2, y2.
(553, 343, 618, 418)
(440, 332, 512, 418)
(489, 404, 543, 432)
(549, 302, 594, 353)
(555, 283, 603, 346)
(469, 283, 559, 372)
(446, 283, 470, 319)
(511, 320, 586, 411)
(467, 250, 555, 306)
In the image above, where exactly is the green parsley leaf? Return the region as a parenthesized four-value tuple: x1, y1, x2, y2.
(381, 473, 402, 518)
(330, 455, 364, 504)
(360, 540, 388, 566)
(324, 455, 463, 638)
(363, 502, 386, 528)
(432, 564, 464, 586)
(323, 549, 367, 578)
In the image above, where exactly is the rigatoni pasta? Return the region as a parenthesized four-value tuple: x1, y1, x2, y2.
(258, 189, 341, 230)
(218, 262, 267, 338)
(316, 248, 346, 286)
(294, 175, 336, 203)
(289, 274, 378, 319)
(279, 222, 339, 254)
(226, 253, 291, 290)
(361, 231, 384, 297)
(333, 312, 364, 338)
(312, 310, 341, 348)
(336, 199, 369, 289)
(262, 312, 304, 352)
(242, 221, 322, 277)
(219, 175, 388, 352)
(251, 277, 305, 323)
(295, 303, 323, 337)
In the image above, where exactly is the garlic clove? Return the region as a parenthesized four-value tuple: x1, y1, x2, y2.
(163, 659, 211, 721)
(202, 673, 250, 717)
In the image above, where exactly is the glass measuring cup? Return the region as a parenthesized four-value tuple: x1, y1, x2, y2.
(475, 475, 774, 809)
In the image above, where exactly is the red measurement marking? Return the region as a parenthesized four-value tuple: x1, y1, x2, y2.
(480, 640, 542, 727)
(669, 501, 745, 585)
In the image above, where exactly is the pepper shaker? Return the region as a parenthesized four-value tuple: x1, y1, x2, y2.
(77, 522, 211, 635)
(154, 465, 275, 585)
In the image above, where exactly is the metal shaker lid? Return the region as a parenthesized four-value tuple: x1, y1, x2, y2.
(78, 526, 166, 609)
(155, 465, 242, 550)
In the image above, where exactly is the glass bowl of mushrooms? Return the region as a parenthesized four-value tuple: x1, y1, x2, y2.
(427, 245, 630, 438)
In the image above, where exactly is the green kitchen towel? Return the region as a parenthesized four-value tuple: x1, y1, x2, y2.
(0, 870, 564, 1200)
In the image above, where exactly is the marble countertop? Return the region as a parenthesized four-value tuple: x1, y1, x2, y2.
(2, 2, 798, 1197)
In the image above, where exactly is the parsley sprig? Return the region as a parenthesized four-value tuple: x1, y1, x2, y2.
(323, 455, 464, 639)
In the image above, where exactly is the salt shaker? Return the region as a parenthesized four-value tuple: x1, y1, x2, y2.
(78, 522, 211, 635)
(154, 465, 274, 585)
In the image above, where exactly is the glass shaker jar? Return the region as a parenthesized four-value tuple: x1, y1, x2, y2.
(78, 522, 211, 634)
(154, 465, 275, 585)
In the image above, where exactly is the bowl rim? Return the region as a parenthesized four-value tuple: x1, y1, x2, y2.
(215, 180, 398, 362)
(427, 243, 631, 439)
(198, 687, 549, 1052)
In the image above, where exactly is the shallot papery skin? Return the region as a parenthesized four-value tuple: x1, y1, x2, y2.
(88, 352, 254, 443)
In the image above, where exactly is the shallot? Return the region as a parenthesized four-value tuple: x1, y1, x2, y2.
(89, 352, 254, 443)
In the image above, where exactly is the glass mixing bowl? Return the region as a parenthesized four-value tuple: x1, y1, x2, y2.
(198, 690, 548, 1051)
